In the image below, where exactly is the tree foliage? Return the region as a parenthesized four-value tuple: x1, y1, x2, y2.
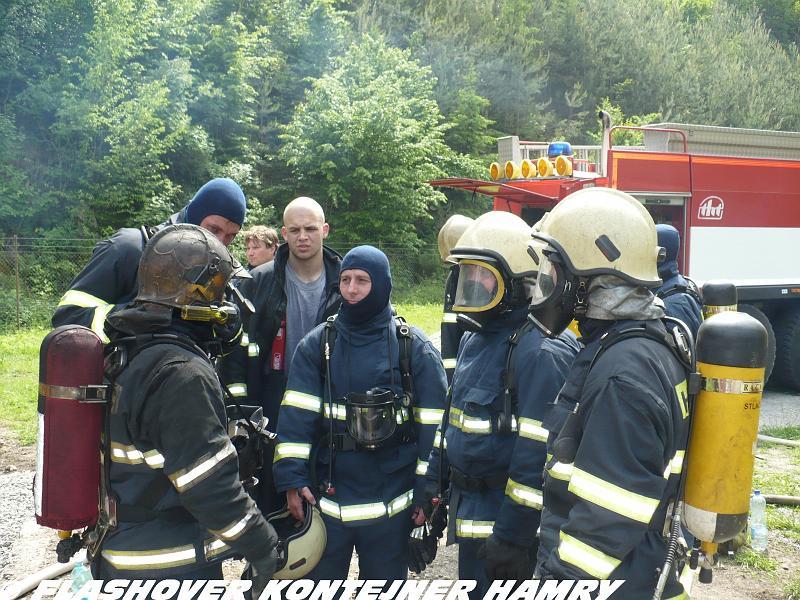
(1, 0, 799, 250)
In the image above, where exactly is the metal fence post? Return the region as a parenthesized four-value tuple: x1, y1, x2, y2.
(14, 234, 20, 330)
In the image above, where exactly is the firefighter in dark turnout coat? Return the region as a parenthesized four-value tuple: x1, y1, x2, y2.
(98, 224, 277, 590)
(273, 246, 447, 581)
(425, 212, 578, 598)
(529, 188, 691, 600)
(437, 215, 474, 383)
(655, 224, 702, 338)
(52, 178, 247, 341)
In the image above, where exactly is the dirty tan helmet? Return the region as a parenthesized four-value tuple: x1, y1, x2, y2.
(437, 215, 475, 262)
(449, 211, 537, 278)
(530, 187, 661, 286)
(137, 224, 246, 309)
(267, 502, 327, 579)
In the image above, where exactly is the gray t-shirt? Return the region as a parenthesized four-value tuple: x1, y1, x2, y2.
(284, 263, 326, 369)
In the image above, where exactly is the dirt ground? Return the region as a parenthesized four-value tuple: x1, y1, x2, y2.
(1, 426, 798, 599)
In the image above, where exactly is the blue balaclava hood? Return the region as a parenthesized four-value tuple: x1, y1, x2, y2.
(656, 224, 681, 279)
(185, 178, 247, 227)
(338, 245, 393, 324)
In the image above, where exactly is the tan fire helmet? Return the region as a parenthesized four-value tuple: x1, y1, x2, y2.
(137, 223, 249, 310)
(267, 501, 327, 579)
(529, 187, 662, 286)
(448, 211, 537, 314)
(437, 214, 475, 262)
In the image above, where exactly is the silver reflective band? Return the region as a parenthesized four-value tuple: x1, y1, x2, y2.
(701, 376, 763, 394)
(248, 343, 259, 357)
(548, 461, 574, 481)
(558, 531, 621, 579)
(110, 443, 165, 469)
(38, 383, 108, 403)
(204, 538, 230, 559)
(455, 519, 494, 538)
(414, 407, 445, 425)
(228, 383, 247, 397)
(443, 358, 457, 370)
(505, 478, 543, 509)
(283, 390, 323, 413)
(273, 442, 312, 461)
(215, 512, 253, 540)
(442, 312, 458, 323)
(170, 443, 236, 491)
(102, 545, 197, 570)
(319, 489, 413, 522)
(416, 459, 429, 476)
(518, 417, 548, 442)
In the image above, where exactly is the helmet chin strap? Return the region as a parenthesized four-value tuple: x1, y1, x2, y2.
(179, 304, 237, 325)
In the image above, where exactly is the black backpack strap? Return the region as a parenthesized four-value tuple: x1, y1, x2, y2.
(498, 319, 536, 433)
(395, 316, 414, 402)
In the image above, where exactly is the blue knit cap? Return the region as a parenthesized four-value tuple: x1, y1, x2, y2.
(656, 224, 681, 279)
(338, 245, 392, 323)
(185, 178, 247, 227)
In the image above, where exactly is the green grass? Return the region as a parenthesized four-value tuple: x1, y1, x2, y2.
(734, 546, 778, 572)
(394, 302, 442, 338)
(786, 573, 800, 600)
(0, 326, 47, 445)
(761, 425, 800, 440)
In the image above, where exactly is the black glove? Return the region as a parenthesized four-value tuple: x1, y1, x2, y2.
(408, 524, 437, 574)
(429, 501, 448, 539)
(478, 534, 535, 581)
(248, 547, 279, 598)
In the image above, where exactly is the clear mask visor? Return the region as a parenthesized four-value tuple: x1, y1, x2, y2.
(530, 253, 559, 307)
(453, 260, 505, 313)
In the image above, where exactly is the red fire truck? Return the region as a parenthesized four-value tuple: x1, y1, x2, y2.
(431, 113, 800, 390)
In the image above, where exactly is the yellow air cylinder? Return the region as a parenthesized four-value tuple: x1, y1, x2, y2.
(555, 155, 573, 176)
(489, 162, 502, 181)
(521, 159, 538, 178)
(701, 280, 737, 319)
(537, 157, 554, 177)
(504, 160, 522, 179)
(683, 310, 768, 554)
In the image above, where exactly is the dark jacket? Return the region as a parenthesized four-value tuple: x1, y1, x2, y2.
(440, 266, 468, 385)
(537, 318, 690, 599)
(52, 211, 186, 341)
(656, 266, 703, 339)
(272, 305, 448, 527)
(221, 244, 342, 423)
(99, 306, 277, 578)
(427, 308, 579, 548)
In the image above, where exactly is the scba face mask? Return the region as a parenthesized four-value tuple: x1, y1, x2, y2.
(453, 260, 505, 313)
(344, 387, 399, 448)
(528, 250, 586, 337)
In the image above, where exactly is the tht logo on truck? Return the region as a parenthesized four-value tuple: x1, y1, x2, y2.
(698, 196, 724, 220)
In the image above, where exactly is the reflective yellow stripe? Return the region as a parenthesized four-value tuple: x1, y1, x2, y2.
(505, 477, 542, 509)
(455, 519, 494, 538)
(91, 303, 114, 342)
(273, 442, 312, 462)
(414, 407, 445, 425)
(169, 443, 236, 492)
(518, 417, 548, 442)
(228, 383, 247, 397)
(449, 407, 491, 434)
(387, 490, 414, 516)
(569, 467, 659, 524)
(323, 402, 347, 420)
(282, 390, 322, 413)
(248, 343, 259, 357)
(663, 451, 685, 478)
(433, 430, 447, 449)
(443, 358, 457, 370)
(442, 312, 458, 323)
(58, 289, 108, 309)
(548, 461, 573, 481)
(102, 545, 197, 570)
(240, 332, 249, 346)
(558, 531, 621, 579)
(416, 459, 429, 476)
(212, 512, 254, 541)
(318, 490, 413, 522)
(110, 443, 164, 469)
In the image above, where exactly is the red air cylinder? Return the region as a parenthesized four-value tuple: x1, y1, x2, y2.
(35, 325, 105, 530)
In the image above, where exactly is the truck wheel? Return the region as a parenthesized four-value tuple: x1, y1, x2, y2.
(738, 304, 775, 384)
(773, 306, 800, 390)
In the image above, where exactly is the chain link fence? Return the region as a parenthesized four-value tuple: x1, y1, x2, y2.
(0, 237, 445, 331)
